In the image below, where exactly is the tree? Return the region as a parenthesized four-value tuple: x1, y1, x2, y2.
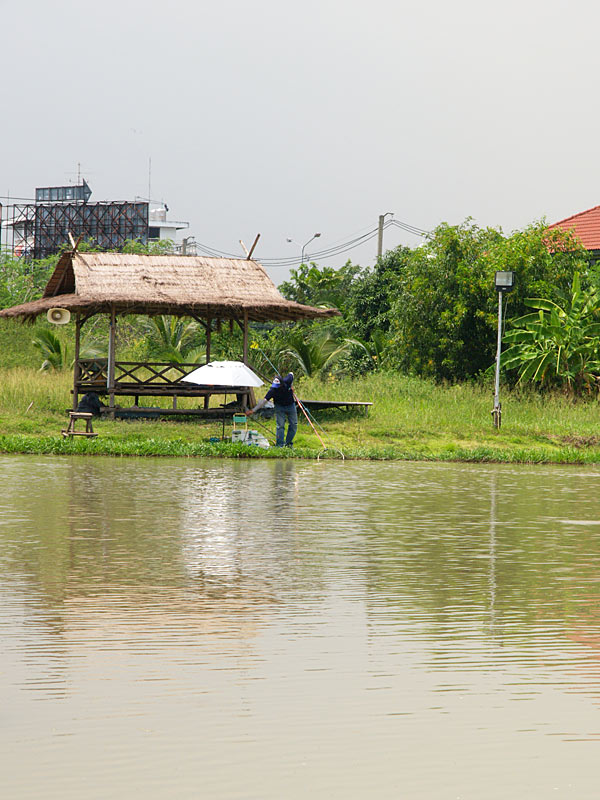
(278, 262, 360, 315)
(0, 252, 58, 308)
(385, 220, 588, 381)
(347, 246, 413, 340)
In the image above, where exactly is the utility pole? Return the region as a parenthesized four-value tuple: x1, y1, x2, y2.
(377, 212, 393, 259)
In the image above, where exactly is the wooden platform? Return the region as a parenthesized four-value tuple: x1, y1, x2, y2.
(99, 406, 235, 419)
(299, 400, 372, 415)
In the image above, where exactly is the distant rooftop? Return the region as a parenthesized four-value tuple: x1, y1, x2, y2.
(548, 205, 600, 251)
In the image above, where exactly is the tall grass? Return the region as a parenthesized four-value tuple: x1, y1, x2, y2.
(0, 368, 72, 414)
(297, 372, 600, 438)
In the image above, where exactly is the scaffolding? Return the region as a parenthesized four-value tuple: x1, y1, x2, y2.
(1, 200, 149, 259)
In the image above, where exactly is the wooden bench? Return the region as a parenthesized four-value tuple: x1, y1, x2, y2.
(62, 411, 98, 438)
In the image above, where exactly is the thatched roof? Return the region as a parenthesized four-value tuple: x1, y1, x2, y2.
(0, 251, 340, 322)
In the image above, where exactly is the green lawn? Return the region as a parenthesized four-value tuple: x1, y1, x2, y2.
(1, 367, 600, 462)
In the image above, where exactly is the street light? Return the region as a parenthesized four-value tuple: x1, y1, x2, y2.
(492, 271, 515, 429)
(287, 232, 321, 264)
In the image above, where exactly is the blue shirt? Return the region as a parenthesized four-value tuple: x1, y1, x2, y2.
(265, 375, 294, 406)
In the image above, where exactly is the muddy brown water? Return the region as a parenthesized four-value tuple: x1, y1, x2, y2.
(1, 455, 599, 798)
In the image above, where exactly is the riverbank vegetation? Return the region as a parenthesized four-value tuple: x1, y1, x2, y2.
(3, 220, 600, 462)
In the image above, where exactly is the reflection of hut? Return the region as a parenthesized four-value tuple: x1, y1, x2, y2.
(0, 249, 338, 415)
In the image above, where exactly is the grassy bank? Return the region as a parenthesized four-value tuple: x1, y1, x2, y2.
(1, 367, 600, 462)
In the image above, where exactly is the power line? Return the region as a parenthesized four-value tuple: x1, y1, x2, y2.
(0, 195, 36, 202)
(261, 223, 397, 266)
(262, 229, 381, 265)
(190, 217, 429, 267)
(191, 226, 384, 266)
(390, 219, 429, 236)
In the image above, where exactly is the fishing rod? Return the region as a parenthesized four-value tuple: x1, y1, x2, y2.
(247, 413, 277, 444)
(293, 391, 345, 460)
(297, 396, 330, 436)
(293, 391, 327, 449)
(251, 345, 280, 379)
(251, 343, 345, 459)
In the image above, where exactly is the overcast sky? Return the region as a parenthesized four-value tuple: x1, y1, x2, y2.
(2, 0, 599, 281)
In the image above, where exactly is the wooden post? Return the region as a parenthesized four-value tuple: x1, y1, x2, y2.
(243, 310, 248, 365)
(107, 306, 116, 417)
(204, 318, 212, 409)
(246, 233, 261, 260)
(206, 318, 211, 364)
(73, 314, 81, 410)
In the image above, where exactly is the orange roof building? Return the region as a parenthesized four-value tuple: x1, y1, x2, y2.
(548, 205, 600, 256)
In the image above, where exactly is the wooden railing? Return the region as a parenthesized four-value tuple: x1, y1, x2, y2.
(74, 359, 254, 416)
(77, 359, 200, 388)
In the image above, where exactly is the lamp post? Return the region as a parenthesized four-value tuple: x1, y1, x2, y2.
(287, 232, 321, 265)
(492, 270, 515, 429)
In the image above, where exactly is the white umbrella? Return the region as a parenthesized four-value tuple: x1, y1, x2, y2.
(181, 360, 264, 388)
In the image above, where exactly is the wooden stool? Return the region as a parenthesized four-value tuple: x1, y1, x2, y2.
(62, 411, 98, 438)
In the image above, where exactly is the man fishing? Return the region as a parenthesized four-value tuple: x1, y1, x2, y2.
(247, 372, 297, 447)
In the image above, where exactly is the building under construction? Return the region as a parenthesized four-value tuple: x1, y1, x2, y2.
(1, 181, 189, 260)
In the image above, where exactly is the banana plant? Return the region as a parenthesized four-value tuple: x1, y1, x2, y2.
(502, 272, 600, 394)
(343, 330, 390, 371)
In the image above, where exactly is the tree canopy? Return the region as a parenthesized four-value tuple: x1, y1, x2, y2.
(0, 222, 593, 384)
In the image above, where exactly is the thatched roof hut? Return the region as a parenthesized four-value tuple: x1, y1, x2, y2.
(0, 251, 339, 322)
(0, 250, 339, 414)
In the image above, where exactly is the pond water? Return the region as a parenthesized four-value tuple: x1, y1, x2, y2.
(1, 455, 599, 798)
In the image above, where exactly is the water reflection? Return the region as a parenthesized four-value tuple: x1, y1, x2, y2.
(2, 456, 600, 798)
(489, 472, 497, 630)
(179, 460, 300, 592)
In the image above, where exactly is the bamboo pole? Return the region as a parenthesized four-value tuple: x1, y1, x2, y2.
(204, 318, 212, 409)
(108, 306, 116, 417)
(73, 314, 81, 410)
(243, 310, 248, 365)
(206, 318, 211, 364)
